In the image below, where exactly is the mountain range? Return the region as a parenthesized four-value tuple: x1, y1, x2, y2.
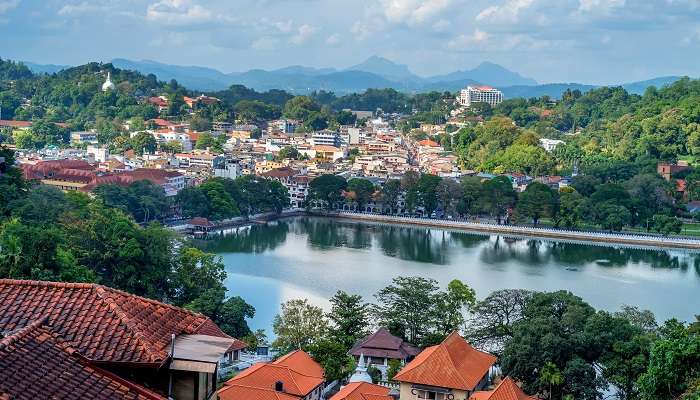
(23, 56, 686, 99)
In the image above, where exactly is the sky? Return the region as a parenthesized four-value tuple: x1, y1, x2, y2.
(1, 0, 700, 84)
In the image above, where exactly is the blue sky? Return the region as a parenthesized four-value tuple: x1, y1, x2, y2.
(1, 0, 699, 84)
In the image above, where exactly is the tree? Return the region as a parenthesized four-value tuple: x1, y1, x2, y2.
(278, 146, 300, 160)
(387, 359, 402, 381)
(185, 287, 255, 338)
(481, 176, 517, 224)
(374, 276, 439, 344)
(130, 131, 157, 155)
(416, 174, 442, 216)
(272, 299, 328, 352)
(638, 320, 700, 400)
(539, 362, 564, 400)
(595, 203, 631, 232)
(466, 289, 535, 354)
(557, 190, 586, 228)
(171, 247, 227, 307)
(308, 174, 347, 209)
(381, 179, 402, 214)
(434, 279, 476, 337)
(242, 329, 268, 352)
(500, 291, 607, 400)
(346, 178, 375, 210)
(436, 179, 463, 216)
(457, 176, 483, 216)
(327, 290, 371, 349)
(652, 214, 682, 236)
(306, 339, 355, 381)
(517, 182, 558, 226)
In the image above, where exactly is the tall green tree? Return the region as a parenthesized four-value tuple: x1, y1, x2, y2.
(272, 299, 328, 352)
(327, 290, 371, 349)
(517, 182, 558, 226)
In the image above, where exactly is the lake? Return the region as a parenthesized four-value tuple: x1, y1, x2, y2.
(197, 216, 700, 334)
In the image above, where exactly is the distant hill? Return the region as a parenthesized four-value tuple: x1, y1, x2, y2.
(23, 61, 70, 74)
(23, 58, 688, 99)
(346, 56, 418, 81)
(109, 57, 542, 94)
(428, 61, 538, 87)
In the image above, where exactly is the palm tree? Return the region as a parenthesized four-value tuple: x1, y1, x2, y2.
(539, 361, 564, 400)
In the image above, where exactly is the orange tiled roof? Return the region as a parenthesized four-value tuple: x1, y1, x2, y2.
(218, 384, 300, 400)
(329, 382, 392, 400)
(393, 331, 496, 391)
(0, 319, 165, 400)
(417, 139, 440, 147)
(470, 377, 537, 400)
(219, 350, 324, 399)
(0, 279, 230, 365)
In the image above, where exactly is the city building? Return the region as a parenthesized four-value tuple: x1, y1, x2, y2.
(217, 350, 325, 400)
(70, 131, 99, 144)
(214, 158, 242, 180)
(393, 332, 496, 400)
(311, 131, 343, 147)
(458, 86, 503, 107)
(0, 279, 246, 400)
(348, 327, 420, 380)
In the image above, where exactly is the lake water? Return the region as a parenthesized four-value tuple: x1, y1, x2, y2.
(197, 217, 700, 334)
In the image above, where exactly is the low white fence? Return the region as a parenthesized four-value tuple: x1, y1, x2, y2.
(325, 211, 700, 250)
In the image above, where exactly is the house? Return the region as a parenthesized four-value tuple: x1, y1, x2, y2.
(658, 161, 690, 181)
(348, 327, 421, 379)
(217, 350, 325, 400)
(0, 318, 165, 400)
(329, 382, 393, 400)
(469, 377, 537, 400)
(393, 332, 497, 400)
(0, 279, 247, 400)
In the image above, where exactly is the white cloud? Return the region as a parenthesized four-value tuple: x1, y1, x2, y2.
(251, 36, 278, 50)
(146, 0, 213, 25)
(432, 18, 451, 32)
(446, 29, 489, 50)
(578, 0, 625, 13)
(0, 0, 19, 14)
(58, 2, 105, 16)
(326, 33, 341, 46)
(290, 24, 317, 44)
(380, 0, 454, 25)
(476, 0, 535, 23)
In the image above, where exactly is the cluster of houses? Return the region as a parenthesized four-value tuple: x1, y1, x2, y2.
(0, 278, 537, 400)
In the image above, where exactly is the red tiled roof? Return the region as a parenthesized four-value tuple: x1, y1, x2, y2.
(220, 350, 324, 399)
(470, 377, 537, 400)
(0, 279, 229, 366)
(348, 327, 420, 360)
(329, 382, 392, 400)
(0, 319, 165, 400)
(0, 119, 32, 128)
(393, 331, 496, 391)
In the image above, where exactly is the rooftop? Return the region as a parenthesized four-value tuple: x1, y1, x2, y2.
(348, 327, 420, 360)
(0, 318, 164, 400)
(470, 377, 537, 400)
(0, 279, 231, 365)
(393, 331, 496, 392)
(329, 382, 392, 400)
(219, 350, 324, 399)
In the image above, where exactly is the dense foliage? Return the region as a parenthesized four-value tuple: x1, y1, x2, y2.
(0, 148, 254, 337)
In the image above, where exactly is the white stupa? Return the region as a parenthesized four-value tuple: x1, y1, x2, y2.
(348, 353, 373, 384)
(102, 71, 115, 92)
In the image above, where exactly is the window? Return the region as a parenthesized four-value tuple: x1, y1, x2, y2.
(416, 390, 446, 400)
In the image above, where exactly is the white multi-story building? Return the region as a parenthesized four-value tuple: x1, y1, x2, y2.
(458, 85, 504, 107)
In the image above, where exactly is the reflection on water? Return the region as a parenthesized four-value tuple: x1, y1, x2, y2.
(200, 217, 700, 333)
